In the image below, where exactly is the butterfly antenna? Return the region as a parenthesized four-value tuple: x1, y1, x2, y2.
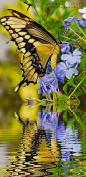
(24, 1, 33, 14)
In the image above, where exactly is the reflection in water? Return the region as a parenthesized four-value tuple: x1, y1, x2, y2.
(56, 122, 82, 161)
(7, 112, 60, 176)
(0, 107, 86, 177)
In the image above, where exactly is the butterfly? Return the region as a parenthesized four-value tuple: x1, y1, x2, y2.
(0, 9, 61, 92)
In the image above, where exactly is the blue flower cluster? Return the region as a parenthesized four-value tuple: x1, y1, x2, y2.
(38, 45, 82, 95)
(37, 7, 86, 96)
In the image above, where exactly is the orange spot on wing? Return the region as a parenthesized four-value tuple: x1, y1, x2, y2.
(36, 61, 40, 64)
(39, 73, 45, 77)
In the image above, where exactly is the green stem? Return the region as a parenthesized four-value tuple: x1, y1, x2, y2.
(32, 97, 41, 103)
(44, 92, 50, 99)
(61, 33, 86, 45)
(74, 21, 86, 38)
(69, 74, 86, 98)
(81, 86, 86, 93)
(60, 35, 77, 41)
(79, 37, 86, 44)
(32, 3, 43, 25)
(76, 71, 85, 79)
(69, 107, 85, 129)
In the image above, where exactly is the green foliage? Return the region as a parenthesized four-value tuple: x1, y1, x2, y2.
(63, 74, 76, 95)
(20, 0, 68, 40)
(46, 163, 64, 177)
(63, 109, 68, 121)
(80, 54, 86, 72)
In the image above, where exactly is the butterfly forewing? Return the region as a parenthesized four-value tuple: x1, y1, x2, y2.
(0, 9, 59, 92)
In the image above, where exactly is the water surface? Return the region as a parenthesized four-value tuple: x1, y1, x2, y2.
(0, 106, 86, 177)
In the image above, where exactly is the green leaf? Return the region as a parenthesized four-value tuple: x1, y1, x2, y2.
(80, 54, 86, 71)
(74, 90, 84, 97)
(74, 108, 83, 117)
(63, 110, 68, 121)
(63, 83, 68, 95)
(56, 93, 69, 111)
(63, 74, 76, 95)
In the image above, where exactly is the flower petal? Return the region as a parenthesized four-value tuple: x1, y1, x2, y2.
(38, 85, 43, 94)
(55, 62, 67, 72)
(47, 74, 59, 89)
(78, 7, 86, 13)
(63, 27, 69, 35)
(73, 17, 79, 22)
(57, 71, 65, 81)
(73, 48, 82, 56)
(78, 18, 86, 27)
(61, 54, 72, 61)
(82, 13, 86, 19)
(63, 17, 74, 27)
(61, 42, 70, 53)
(66, 68, 78, 79)
(67, 56, 80, 65)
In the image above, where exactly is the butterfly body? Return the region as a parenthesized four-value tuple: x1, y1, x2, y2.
(0, 9, 60, 92)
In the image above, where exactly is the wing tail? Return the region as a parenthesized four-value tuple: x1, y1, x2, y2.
(14, 80, 24, 92)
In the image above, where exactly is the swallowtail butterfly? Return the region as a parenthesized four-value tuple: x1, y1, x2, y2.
(0, 9, 60, 92)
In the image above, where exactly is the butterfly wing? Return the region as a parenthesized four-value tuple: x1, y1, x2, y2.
(0, 9, 59, 92)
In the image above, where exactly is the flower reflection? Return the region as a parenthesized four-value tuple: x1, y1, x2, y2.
(38, 109, 82, 162)
(56, 122, 82, 162)
(38, 110, 59, 132)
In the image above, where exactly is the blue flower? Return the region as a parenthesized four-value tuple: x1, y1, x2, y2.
(61, 48, 82, 65)
(56, 61, 78, 79)
(45, 65, 64, 90)
(38, 74, 57, 95)
(65, 1, 71, 7)
(38, 74, 48, 83)
(78, 7, 86, 19)
(63, 27, 69, 35)
(63, 16, 86, 38)
(38, 110, 59, 133)
(78, 18, 86, 27)
(38, 81, 52, 95)
(63, 17, 74, 27)
(63, 17, 78, 27)
(61, 42, 70, 53)
(38, 63, 64, 91)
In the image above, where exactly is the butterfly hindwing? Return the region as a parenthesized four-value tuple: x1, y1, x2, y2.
(0, 9, 59, 92)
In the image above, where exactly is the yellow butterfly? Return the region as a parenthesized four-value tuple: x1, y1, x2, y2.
(0, 9, 60, 92)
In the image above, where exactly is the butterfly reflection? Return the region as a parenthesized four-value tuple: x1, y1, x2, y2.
(7, 112, 60, 177)
(7, 110, 81, 176)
